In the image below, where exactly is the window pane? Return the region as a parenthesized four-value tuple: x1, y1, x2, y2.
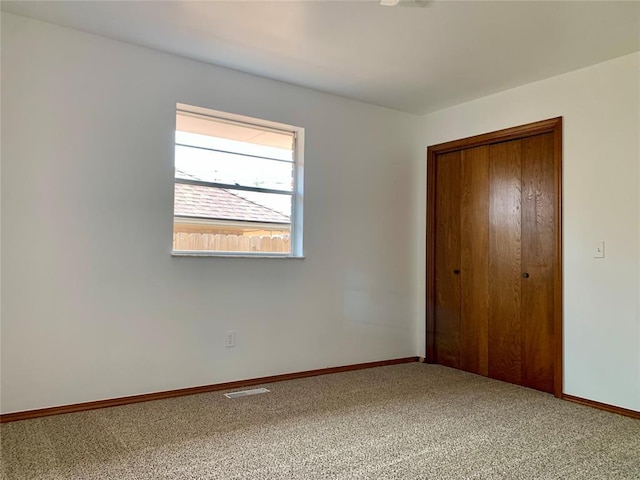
(174, 184, 291, 224)
(175, 143, 294, 192)
(176, 131, 292, 162)
(173, 105, 302, 257)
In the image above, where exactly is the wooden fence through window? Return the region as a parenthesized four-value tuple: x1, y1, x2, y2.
(173, 232, 290, 253)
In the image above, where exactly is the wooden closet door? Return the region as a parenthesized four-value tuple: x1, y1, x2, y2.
(488, 140, 523, 385)
(520, 133, 555, 393)
(460, 147, 490, 376)
(427, 117, 562, 397)
(487, 134, 556, 393)
(434, 151, 462, 368)
(434, 147, 490, 374)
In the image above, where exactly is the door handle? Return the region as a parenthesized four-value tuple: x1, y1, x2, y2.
(522, 272, 530, 278)
(453, 269, 461, 275)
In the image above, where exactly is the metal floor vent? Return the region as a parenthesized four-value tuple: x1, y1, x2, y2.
(224, 388, 270, 399)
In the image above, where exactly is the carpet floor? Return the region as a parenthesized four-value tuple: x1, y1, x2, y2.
(1, 363, 639, 479)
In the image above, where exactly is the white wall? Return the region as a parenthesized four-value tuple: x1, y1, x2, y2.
(0, 13, 421, 414)
(416, 52, 640, 411)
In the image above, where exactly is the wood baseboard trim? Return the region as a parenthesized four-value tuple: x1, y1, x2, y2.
(0, 356, 419, 423)
(562, 394, 640, 420)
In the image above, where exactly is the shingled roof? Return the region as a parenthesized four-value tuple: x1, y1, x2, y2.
(174, 182, 290, 224)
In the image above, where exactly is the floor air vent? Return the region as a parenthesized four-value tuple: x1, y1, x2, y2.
(224, 388, 270, 399)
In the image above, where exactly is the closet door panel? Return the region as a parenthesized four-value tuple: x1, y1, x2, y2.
(434, 151, 462, 368)
(521, 133, 555, 393)
(489, 140, 523, 385)
(460, 146, 490, 376)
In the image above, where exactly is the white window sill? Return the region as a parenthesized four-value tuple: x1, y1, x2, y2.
(172, 251, 305, 259)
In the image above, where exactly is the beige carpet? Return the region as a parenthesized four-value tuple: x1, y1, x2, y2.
(1, 363, 639, 479)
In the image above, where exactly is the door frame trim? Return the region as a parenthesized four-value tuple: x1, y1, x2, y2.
(426, 117, 563, 398)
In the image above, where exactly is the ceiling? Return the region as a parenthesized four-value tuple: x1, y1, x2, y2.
(2, 1, 639, 115)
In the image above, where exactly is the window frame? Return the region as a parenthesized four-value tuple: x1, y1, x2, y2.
(172, 103, 304, 258)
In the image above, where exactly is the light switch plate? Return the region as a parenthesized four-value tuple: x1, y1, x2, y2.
(594, 241, 605, 258)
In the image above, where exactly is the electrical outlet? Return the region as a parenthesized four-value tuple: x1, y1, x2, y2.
(225, 331, 236, 348)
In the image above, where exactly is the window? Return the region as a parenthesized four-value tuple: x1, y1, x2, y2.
(173, 104, 304, 257)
